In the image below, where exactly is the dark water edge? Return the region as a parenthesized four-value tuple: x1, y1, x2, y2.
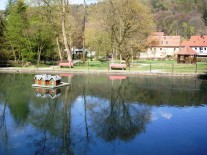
(0, 73, 207, 155)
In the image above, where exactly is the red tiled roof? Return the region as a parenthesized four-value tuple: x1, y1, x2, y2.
(176, 46, 198, 55)
(148, 35, 180, 47)
(181, 36, 207, 47)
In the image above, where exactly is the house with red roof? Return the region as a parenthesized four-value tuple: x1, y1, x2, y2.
(140, 32, 180, 59)
(180, 36, 207, 57)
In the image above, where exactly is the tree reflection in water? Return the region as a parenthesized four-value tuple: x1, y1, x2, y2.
(0, 101, 8, 149)
(28, 76, 74, 155)
(0, 74, 15, 149)
(0, 74, 206, 154)
(89, 77, 151, 142)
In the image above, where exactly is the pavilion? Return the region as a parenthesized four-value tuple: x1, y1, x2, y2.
(176, 46, 198, 64)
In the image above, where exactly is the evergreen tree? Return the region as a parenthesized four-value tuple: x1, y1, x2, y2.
(4, 0, 28, 62)
(0, 13, 8, 61)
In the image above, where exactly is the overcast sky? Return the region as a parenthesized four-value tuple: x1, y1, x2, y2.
(0, 0, 96, 10)
(0, 0, 7, 10)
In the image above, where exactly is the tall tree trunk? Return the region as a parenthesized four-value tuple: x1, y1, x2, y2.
(118, 45, 122, 62)
(10, 43, 17, 62)
(37, 46, 41, 67)
(112, 48, 114, 61)
(56, 37, 63, 61)
(82, 0, 86, 64)
(62, 0, 72, 62)
(37, 44, 45, 67)
(21, 51, 24, 66)
(131, 48, 134, 65)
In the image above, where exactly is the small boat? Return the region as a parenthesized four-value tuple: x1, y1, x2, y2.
(32, 74, 71, 88)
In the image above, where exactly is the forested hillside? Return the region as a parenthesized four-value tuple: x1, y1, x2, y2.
(146, 0, 207, 38)
(0, 0, 207, 64)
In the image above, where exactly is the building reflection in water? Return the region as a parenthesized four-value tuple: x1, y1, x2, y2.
(34, 88, 61, 99)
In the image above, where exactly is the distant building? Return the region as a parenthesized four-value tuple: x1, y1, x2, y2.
(181, 36, 207, 57)
(176, 46, 198, 64)
(72, 48, 89, 60)
(140, 32, 180, 59)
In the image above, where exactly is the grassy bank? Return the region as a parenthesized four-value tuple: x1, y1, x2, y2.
(1, 60, 207, 75)
(69, 60, 207, 74)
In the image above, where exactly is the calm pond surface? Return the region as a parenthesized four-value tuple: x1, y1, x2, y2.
(0, 73, 207, 155)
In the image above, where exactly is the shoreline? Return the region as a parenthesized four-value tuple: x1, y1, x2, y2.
(0, 67, 206, 78)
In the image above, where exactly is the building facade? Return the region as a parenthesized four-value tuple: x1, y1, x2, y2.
(181, 36, 207, 57)
(140, 32, 180, 59)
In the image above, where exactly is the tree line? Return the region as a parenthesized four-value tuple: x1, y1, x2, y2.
(0, 0, 207, 65)
(148, 0, 207, 38)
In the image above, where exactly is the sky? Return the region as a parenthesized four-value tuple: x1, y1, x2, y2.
(0, 0, 7, 10)
(0, 0, 97, 10)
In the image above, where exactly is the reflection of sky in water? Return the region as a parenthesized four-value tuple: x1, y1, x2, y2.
(1, 97, 207, 155)
(152, 109, 173, 120)
(152, 106, 207, 122)
(0, 104, 35, 155)
(70, 96, 207, 155)
(144, 106, 207, 155)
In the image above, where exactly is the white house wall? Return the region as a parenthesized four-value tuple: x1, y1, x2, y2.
(191, 47, 207, 55)
(140, 47, 180, 59)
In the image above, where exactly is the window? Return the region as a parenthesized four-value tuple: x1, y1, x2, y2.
(200, 47, 203, 50)
(166, 41, 168, 44)
(205, 48, 206, 50)
(160, 48, 162, 50)
(195, 48, 197, 50)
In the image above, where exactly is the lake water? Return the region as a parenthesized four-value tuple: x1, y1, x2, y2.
(0, 73, 207, 155)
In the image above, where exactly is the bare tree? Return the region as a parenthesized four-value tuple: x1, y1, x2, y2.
(82, 0, 87, 63)
(104, 0, 155, 65)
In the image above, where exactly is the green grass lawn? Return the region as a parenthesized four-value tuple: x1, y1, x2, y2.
(73, 61, 110, 70)
(70, 60, 207, 74)
(130, 61, 207, 73)
(22, 60, 207, 74)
